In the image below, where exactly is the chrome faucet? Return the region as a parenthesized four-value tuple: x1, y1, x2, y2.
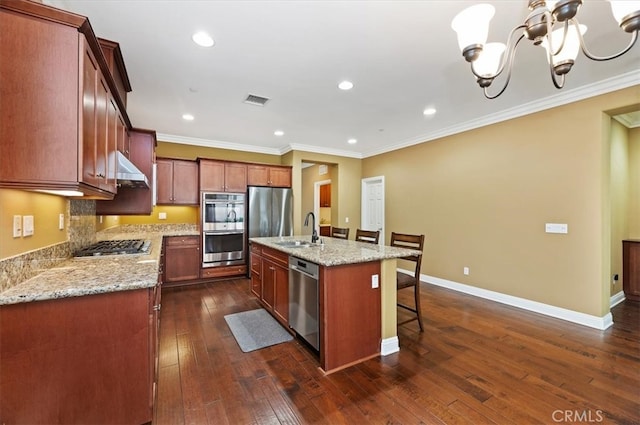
(304, 212, 319, 244)
(227, 209, 237, 222)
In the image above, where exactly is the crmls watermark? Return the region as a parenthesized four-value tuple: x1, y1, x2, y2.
(552, 410, 604, 423)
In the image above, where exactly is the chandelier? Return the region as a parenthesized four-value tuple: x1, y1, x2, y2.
(451, 0, 640, 99)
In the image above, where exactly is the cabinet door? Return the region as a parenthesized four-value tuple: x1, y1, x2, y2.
(247, 165, 269, 186)
(320, 184, 331, 207)
(81, 44, 99, 188)
(273, 263, 289, 324)
(224, 162, 247, 192)
(155, 159, 174, 204)
(105, 95, 118, 191)
(164, 236, 200, 283)
(251, 252, 262, 298)
(95, 76, 110, 191)
(262, 259, 276, 309)
(116, 113, 129, 157)
(172, 160, 199, 204)
(199, 160, 225, 192)
(149, 284, 161, 410)
(269, 167, 292, 188)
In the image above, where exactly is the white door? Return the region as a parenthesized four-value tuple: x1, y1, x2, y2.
(361, 176, 385, 245)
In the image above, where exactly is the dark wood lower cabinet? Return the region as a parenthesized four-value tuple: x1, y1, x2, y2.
(163, 236, 200, 286)
(249, 242, 382, 373)
(623, 240, 640, 301)
(250, 244, 289, 328)
(0, 288, 158, 424)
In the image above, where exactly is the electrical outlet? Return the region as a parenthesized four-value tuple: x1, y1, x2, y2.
(23, 215, 34, 236)
(463, 266, 469, 276)
(13, 215, 22, 238)
(371, 274, 379, 288)
(59, 213, 65, 230)
(345, 217, 349, 223)
(158, 212, 167, 220)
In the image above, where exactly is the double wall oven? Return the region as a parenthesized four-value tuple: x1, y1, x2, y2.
(202, 193, 245, 267)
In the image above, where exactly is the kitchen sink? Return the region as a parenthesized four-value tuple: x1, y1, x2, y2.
(274, 240, 317, 248)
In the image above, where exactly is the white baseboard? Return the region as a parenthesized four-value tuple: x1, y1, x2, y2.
(380, 336, 399, 356)
(405, 270, 615, 330)
(610, 290, 626, 308)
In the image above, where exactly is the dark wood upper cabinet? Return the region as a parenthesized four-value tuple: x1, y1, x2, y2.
(0, 1, 132, 199)
(199, 159, 247, 193)
(96, 129, 156, 215)
(97, 37, 132, 110)
(156, 158, 199, 205)
(247, 164, 292, 188)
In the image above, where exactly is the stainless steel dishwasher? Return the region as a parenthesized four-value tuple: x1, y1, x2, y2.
(288, 256, 320, 350)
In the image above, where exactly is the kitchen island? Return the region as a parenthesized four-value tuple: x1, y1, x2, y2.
(250, 235, 420, 373)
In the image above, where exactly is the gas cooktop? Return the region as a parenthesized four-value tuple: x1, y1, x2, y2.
(74, 239, 151, 257)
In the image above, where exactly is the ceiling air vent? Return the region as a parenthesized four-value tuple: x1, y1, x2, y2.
(244, 94, 270, 106)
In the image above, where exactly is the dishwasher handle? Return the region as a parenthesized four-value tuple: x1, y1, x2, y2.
(290, 263, 318, 279)
(289, 256, 319, 279)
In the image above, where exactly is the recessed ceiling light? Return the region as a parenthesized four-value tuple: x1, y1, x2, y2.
(338, 81, 354, 90)
(423, 107, 437, 116)
(182, 114, 195, 121)
(274, 130, 284, 136)
(192, 31, 214, 47)
(347, 138, 357, 144)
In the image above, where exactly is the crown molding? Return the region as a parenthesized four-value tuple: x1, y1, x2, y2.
(156, 133, 283, 155)
(285, 143, 363, 159)
(362, 71, 640, 158)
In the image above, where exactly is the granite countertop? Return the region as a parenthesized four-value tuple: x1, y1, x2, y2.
(250, 235, 420, 267)
(0, 224, 199, 306)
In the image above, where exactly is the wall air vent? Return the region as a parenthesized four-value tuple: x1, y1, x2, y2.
(244, 94, 270, 106)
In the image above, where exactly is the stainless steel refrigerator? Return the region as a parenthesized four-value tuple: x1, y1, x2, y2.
(247, 186, 293, 239)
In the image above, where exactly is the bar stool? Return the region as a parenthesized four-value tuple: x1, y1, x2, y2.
(331, 227, 350, 239)
(355, 229, 380, 244)
(390, 232, 425, 331)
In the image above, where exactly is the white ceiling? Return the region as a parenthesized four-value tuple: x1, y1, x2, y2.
(49, 0, 640, 158)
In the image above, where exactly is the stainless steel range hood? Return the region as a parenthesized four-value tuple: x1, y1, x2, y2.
(116, 151, 149, 188)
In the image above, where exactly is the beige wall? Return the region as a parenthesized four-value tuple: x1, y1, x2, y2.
(363, 87, 639, 317)
(0, 189, 68, 259)
(119, 205, 199, 225)
(628, 127, 640, 238)
(284, 151, 362, 235)
(609, 120, 630, 296)
(301, 164, 336, 231)
(156, 140, 283, 164)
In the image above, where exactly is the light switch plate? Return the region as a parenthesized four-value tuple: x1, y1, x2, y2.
(59, 213, 65, 230)
(545, 223, 568, 234)
(371, 274, 379, 288)
(13, 215, 22, 238)
(23, 215, 34, 236)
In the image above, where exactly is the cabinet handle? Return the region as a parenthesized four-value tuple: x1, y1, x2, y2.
(153, 304, 161, 311)
(97, 173, 105, 178)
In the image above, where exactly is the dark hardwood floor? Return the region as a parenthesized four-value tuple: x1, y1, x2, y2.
(154, 279, 639, 424)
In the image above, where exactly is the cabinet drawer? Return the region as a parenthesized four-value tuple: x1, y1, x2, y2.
(251, 254, 261, 275)
(165, 235, 199, 246)
(201, 265, 247, 279)
(262, 246, 288, 268)
(250, 243, 262, 255)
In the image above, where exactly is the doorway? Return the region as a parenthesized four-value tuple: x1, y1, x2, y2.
(361, 176, 385, 245)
